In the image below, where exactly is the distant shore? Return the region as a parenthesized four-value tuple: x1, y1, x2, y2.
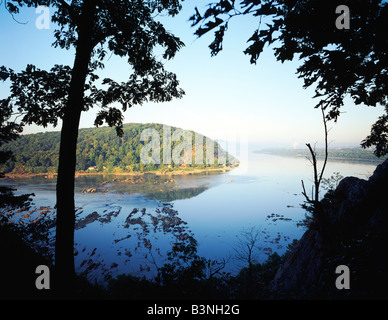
(255, 148, 386, 165)
(2, 164, 239, 179)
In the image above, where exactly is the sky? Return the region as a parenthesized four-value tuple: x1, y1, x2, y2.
(0, 2, 385, 150)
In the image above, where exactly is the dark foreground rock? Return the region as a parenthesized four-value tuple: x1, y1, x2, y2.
(270, 159, 388, 299)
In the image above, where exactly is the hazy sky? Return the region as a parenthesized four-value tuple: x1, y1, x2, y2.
(0, 2, 384, 149)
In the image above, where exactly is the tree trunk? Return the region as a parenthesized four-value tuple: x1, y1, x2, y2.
(54, 3, 96, 294)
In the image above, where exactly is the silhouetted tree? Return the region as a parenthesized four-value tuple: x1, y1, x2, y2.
(233, 226, 262, 270)
(1, 0, 185, 294)
(190, 0, 388, 156)
(233, 226, 262, 294)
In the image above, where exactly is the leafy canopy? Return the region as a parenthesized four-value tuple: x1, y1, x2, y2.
(190, 0, 388, 156)
(1, 0, 185, 136)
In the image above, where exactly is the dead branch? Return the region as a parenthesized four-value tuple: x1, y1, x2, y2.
(301, 106, 330, 206)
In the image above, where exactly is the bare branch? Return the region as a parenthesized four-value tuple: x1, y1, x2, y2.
(301, 179, 311, 203)
(301, 106, 330, 206)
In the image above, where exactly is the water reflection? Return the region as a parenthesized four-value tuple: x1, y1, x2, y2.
(72, 202, 196, 284)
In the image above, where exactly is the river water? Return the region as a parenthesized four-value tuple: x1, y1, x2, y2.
(2, 151, 377, 285)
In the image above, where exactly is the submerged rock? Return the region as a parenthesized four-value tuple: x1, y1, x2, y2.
(75, 211, 101, 229)
(82, 187, 97, 193)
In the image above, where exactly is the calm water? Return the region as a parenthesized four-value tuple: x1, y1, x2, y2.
(2, 151, 377, 285)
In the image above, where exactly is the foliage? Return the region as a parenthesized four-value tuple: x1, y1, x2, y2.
(2, 0, 188, 283)
(152, 235, 231, 299)
(107, 234, 297, 300)
(298, 171, 344, 229)
(0, 80, 34, 223)
(361, 114, 388, 157)
(1, 0, 185, 134)
(0, 78, 54, 289)
(233, 226, 262, 269)
(321, 171, 344, 193)
(191, 0, 388, 157)
(0, 92, 23, 170)
(0, 123, 239, 174)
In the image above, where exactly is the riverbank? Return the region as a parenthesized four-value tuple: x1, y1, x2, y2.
(1, 164, 239, 180)
(255, 148, 386, 165)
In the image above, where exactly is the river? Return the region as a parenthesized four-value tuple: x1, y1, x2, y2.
(1, 150, 378, 285)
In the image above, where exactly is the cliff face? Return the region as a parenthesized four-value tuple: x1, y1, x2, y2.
(270, 159, 388, 299)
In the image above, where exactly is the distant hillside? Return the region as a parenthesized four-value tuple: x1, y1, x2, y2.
(256, 147, 388, 164)
(0, 123, 239, 174)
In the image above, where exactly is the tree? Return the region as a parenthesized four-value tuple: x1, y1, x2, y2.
(1, 0, 185, 293)
(301, 106, 329, 209)
(190, 0, 388, 156)
(232, 226, 262, 296)
(299, 106, 330, 231)
(233, 226, 262, 270)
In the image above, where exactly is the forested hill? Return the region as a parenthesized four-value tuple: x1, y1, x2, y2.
(0, 123, 239, 174)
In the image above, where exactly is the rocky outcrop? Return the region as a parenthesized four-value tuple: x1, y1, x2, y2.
(270, 159, 388, 299)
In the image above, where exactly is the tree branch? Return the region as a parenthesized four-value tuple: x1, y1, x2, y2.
(207, 258, 226, 279)
(318, 106, 329, 188)
(301, 106, 329, 205)
(56, 0, 80, 26)
(301, 179, 311, 203)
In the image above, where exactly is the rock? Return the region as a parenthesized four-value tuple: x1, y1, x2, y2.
(270, 158, 388, 299)
(75, 211, 101, 229)
(82, 187, 97, 193)
(113, 234, 131, 244)
(90, 248, 97, 257)
(124, 249, 132, 258)
(98, 208, 121, 224)
(270, 229, 324, 297)
(162, 206, 178, 216)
